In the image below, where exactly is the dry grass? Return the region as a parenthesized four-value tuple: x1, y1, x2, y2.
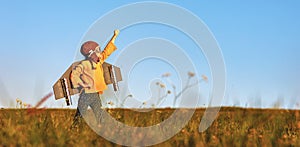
(0, 107, 299, 146)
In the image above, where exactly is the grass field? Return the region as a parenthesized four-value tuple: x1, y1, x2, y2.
(0, 107, 299, 146)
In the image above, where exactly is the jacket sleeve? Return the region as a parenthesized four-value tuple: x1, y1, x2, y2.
(100, 42, 117, 62)
(70, 64, 84, 89)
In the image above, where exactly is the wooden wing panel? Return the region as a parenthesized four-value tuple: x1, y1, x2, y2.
(102, 62, 122, 85)
(114, 66, 122, 82)
(52, 62, 80, 100)
(53, 61, 122, 100)
(102, 62, 112, 85)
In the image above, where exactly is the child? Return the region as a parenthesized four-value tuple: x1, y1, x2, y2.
(71, 30, 120, 127)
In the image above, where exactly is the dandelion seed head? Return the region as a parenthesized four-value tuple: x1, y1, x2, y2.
(188, 71, 195, 77)
(143, 102, 146, 105)
(167, 90, 171, 94)
(202, 75, 208, 82)
(282, 134, 287, 139)
(162, 72, 171, 77)
(117, 115, 121, 119)
(159, 83, 166, 88)
(212, 135, 217, 140)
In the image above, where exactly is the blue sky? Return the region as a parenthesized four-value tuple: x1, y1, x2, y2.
(0, 1, 299, 108)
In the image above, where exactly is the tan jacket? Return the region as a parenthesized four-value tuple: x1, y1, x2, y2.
(70, 42, 117, 93)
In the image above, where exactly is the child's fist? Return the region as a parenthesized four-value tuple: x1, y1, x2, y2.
(81, 83, 92, 89)
(114, 29, 120, 36)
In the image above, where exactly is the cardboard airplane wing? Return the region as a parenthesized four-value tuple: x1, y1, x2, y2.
(52, 61, 122, 105)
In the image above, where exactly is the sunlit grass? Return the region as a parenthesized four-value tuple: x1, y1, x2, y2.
(0, 107, 299, 146)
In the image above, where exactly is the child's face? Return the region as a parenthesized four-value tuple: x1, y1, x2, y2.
(88, 46, 101, 63)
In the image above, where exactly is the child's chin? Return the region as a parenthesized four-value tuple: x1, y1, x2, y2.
(95, 58, 100, 63)
(90, 58, 100, 63)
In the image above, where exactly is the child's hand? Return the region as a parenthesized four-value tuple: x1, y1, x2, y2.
(110, 29, 120, 44)
(114, 29, 120, 36)
(80, 83, 92, 89)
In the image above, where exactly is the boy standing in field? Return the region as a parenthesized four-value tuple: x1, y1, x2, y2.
(71, 30, 120, 127)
